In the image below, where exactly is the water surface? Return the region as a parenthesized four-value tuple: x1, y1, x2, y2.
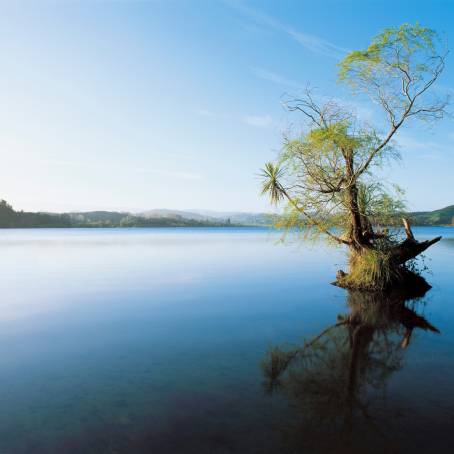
(0, 227, 453, 453)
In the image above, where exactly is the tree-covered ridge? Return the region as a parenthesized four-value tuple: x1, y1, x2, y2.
(409, 205, 454, 226)
(0, 200, 233, 228)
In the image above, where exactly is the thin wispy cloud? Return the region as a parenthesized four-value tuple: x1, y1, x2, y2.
(397, 135, 440, 151)
(195, 109, 231, 120)
(287, 30, 349, 59)
(160, 150, 193, 158)
(195, 109, 216, 117)
(242, 114, 273, 127)
(47, 159, 85, 168)
(136, 169, 202, 181)
(251, 67, 302, 90)
(196, 105, 273, 128)
(224, 0, 348, 59)
(396, 134, 452, 160)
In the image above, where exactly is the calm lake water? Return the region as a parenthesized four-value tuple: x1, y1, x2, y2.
(0, 227, 453, 453)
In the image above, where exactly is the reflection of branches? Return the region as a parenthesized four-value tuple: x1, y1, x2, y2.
(262, 321, 347, 393)
(261, 287, 440, 452)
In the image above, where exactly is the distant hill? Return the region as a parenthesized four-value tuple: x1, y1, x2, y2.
(0, 199, 453, 228)
(140, 209, 275, 226)
(409, 205, 454, 226)
(140, 209, 218, 222)
(0, 201, 233, 228)
(153, 206, 454, 227)
(68, 211, 128, 224)
(142, 207, 454, 227)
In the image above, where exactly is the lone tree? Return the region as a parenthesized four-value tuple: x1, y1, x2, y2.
(261, 23, 448, 291)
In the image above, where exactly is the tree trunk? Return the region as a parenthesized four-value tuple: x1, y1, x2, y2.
(345, 153, 366, 249)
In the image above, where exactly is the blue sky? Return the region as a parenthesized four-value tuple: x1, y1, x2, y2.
(0, 0, 453, 213)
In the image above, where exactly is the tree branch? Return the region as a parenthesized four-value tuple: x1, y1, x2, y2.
(280, 186, 352, 246)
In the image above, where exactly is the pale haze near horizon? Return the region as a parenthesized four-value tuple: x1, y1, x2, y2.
(0, 0, 453, 214)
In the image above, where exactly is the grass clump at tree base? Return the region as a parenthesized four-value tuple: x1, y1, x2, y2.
(338, 248, 403, 292)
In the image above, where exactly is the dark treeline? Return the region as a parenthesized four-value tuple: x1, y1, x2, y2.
(0, 200, 233, 228)
(0, 200, 72, 228)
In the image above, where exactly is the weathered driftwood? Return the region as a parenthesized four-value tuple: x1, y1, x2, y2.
(391, 218, 442, 265)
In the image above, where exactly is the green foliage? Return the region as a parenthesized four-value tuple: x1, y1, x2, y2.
(339, 23, 438, 84)
(338, 23, 446, 123)
(260, 162, 285, 205)
(272, 119, 404, 242)
(357, 182, 406, 227)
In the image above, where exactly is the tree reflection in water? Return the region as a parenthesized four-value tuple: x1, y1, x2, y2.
(262, 284, 440, 453)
